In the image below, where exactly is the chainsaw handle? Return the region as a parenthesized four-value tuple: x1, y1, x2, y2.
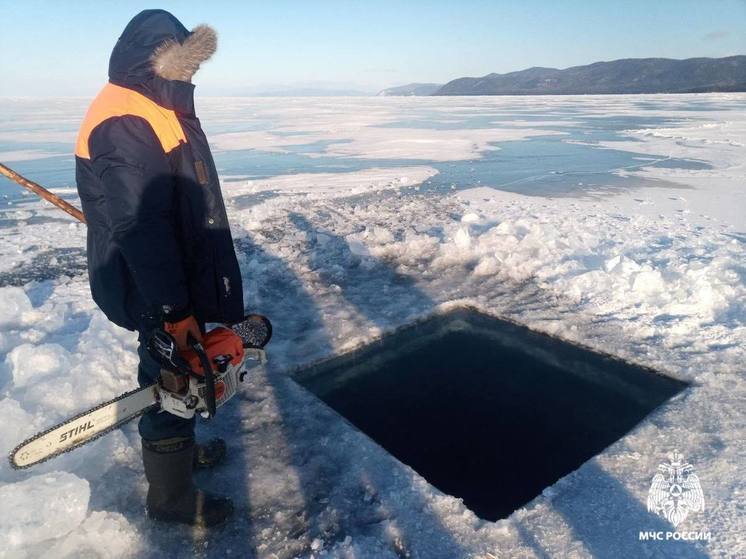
(189, 334, 217, 418)
(147, 329, 193, 375)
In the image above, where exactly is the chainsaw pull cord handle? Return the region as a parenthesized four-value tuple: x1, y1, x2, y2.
(188, 333, 217, 418)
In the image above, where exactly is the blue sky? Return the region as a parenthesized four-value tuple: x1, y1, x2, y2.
(1, 0, 744, 96)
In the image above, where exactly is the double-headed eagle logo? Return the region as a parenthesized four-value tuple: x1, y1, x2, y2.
(647, 450, 705, 527)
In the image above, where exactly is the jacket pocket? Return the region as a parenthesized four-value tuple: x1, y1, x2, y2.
(194, 160, 209, 185)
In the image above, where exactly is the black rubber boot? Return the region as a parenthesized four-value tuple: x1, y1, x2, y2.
(194, 438, 227, 469)
(142, 437, 233, 527)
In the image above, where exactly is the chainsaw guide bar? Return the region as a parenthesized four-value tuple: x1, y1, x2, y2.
(9, 315, 271, 470)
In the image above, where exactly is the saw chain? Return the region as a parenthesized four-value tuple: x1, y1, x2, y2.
(9, 314, 271, 470)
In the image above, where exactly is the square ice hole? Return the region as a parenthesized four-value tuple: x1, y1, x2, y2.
(294, 308, 687, 521)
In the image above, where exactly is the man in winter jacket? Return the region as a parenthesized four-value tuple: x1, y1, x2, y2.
(75, 10, 244, 527)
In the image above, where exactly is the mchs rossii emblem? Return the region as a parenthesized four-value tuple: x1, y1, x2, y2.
(647, 450, 705, 527)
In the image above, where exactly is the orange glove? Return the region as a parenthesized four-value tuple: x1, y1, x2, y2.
(164, 315, 203, 349)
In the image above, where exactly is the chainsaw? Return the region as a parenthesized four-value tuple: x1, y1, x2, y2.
(9, 314, 272, 470)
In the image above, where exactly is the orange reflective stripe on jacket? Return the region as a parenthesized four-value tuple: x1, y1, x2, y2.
(75, 83, 187, 159)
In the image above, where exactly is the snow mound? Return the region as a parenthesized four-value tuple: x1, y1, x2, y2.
(6, 343, 71, 389)
(0, 287, 33, 327)
(46, 511, 141, 559)
(0, 472, 90, 549)
(0, 399, 37, 468)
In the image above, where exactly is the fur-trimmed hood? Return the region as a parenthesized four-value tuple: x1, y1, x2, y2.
(108, 10, 216, 111)
(151, 24, 217, 82)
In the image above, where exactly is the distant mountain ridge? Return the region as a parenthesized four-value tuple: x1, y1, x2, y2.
(377, 83, 443, 96)
(409, 57, 746, 96)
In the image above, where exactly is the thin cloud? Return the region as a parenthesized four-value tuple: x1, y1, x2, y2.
(703, 30, 730, 40)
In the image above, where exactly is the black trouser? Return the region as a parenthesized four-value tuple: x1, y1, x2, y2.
(137, 331, 195, 441)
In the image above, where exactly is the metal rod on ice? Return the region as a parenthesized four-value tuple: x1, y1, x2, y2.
(0, 162, 86, 224)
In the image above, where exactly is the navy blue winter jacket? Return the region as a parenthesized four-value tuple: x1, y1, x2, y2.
(75, 10, 244, 331)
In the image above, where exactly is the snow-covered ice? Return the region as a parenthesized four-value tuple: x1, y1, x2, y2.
(226, 166, 439, 203)
(211, 124, 563, 162)
(0, 471, 90, 549)
(0, 150, 67, 162)
(0, 94, 744, 558)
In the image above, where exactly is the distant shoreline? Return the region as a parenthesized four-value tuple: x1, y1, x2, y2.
(380, 56, 746, 97)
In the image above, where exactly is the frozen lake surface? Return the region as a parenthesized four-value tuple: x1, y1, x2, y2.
(0, 95, 736, 202)
(0, 94, 744, 558)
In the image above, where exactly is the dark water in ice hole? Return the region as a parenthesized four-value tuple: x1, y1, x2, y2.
(295, 309, 687, 521)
